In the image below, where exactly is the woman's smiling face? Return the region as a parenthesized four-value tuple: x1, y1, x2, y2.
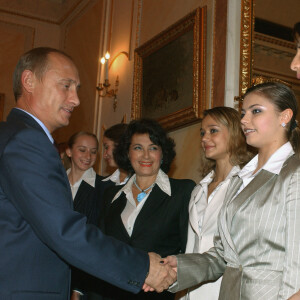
(128, 133, 162, 179)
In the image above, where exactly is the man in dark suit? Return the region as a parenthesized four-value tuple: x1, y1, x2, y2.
(0, 47, 176, 300)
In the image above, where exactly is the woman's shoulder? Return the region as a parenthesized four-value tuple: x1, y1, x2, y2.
(169, 177, 196, 188)
(282, 154, 300, 173)
(95, 174, 106, 181)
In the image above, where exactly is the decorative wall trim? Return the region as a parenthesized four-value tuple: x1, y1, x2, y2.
(239, 0, 254, 96)
(132, 6, 207, 131)
(134, 0, 143, 49)
(62, 0, 98, 49)
(255, 32, 295, 50)
(254, 44, 294, 60)
(0, 20, 35, 49)
(211, 0, 228, 107)
(0, 0, 87, 25)
(128, 0, 135, 60)
(253, 68, 300, 86)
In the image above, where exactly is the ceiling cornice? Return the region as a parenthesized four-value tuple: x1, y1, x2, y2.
(0, 0, 89, 25)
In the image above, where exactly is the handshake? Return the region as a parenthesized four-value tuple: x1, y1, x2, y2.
(143, 252, 178, 293)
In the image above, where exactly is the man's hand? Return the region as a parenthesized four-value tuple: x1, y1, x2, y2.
(288, 291, 300, 300)
(144, 252, 177, 293)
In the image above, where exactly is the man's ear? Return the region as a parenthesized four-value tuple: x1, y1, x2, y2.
(21, 70, 35, 93)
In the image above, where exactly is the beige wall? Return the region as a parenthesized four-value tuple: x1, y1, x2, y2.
(98, 0, 215, 182)
(0, 0, 103, 144)
(53, 0, 104, 143)
(0, 14, 60, 120)
(0, 0, 227, 183)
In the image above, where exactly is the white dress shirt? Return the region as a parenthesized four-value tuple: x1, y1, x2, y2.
(236, 142, 294, 196)
(67, 168, 96, 199)
(180, 165, 240, 300)
(193, 166, 241, 241)
(102, 169, 129, 185)
(112, 169, 171, 236)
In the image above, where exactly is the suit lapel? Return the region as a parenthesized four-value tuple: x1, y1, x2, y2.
(201, 179, 231, 234)
(189, 185, 204, 237)
(4, 109, 74, 209)
(226, 170, 275, 232)
(218, 176, 243, 253)
(220, 156, 295, 257)
(8, 108, 46, 133)
(110, 193, 131, 239)
(131, 185, 168, 238)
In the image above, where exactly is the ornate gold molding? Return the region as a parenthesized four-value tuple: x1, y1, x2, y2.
(134, 0, 143, 49)
(131, 6, 207, 131)
(255, 32, 295, 50)
(239, 0, 255, 96)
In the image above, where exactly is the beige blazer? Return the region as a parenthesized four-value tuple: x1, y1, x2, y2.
(170, 154, 300, 300)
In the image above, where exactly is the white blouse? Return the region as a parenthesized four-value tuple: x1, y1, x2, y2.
(101, 168, 129, 185)
(236, 142, 294, 196)
(67, 168, 96, 199)
(112, 169, 171, 236)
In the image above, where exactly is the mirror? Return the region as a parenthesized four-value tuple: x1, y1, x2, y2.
(239, 0, 300, 101)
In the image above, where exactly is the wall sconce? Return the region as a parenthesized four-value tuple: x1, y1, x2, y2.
(96, 51, 119, 112)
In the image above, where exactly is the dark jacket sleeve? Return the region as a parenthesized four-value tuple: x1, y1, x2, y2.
(0, 128, 149, 294)
(176, 179, 196, 253)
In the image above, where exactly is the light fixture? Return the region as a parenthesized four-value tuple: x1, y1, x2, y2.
(96, 51, 119, 111)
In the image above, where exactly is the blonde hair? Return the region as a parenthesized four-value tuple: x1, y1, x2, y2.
(199, 106, 252, 178)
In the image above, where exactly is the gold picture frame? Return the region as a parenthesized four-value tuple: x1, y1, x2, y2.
(131, 6, 207, 131)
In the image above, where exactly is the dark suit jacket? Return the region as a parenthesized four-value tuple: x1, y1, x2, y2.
(0, 108, 149, 300)
(103, 178, 195, 256)
(100, 178, 195, 299)
(73, 174, 114, 226)
(71, 175, 116, 295)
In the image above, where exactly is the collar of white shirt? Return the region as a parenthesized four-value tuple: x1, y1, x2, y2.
(102, 168, 129, 185)
(67, 167, 96, 188)
(192, 165, 240, 205)
(200, 165, 241, 187)
(112, 169, 171, 202)
(15, 107, 54, 144)
(238, 141, 294, 181)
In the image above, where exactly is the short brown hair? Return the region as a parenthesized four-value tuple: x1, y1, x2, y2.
(68, 131, 99, 150)
(13, 47, 73, 101)
(200, 106, 251, 178)
(293, 22, 300, 41)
